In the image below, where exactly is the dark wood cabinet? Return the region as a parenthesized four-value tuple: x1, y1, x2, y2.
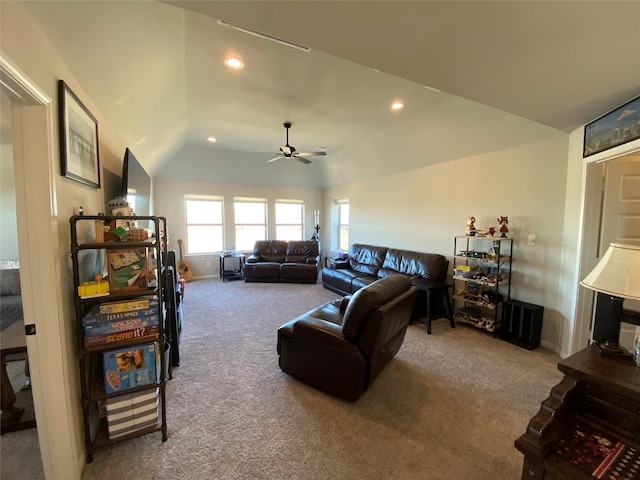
(515, 347, 640, 479)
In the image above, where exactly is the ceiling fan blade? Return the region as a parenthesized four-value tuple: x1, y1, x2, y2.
(296, 151, 327, 157)
(295, 157, 312, 165)
(267, 156, 283, 163)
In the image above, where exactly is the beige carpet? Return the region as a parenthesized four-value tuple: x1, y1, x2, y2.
(5, 278, 564, 479)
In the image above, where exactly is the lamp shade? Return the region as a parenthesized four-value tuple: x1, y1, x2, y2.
(580, 243, 640, 300)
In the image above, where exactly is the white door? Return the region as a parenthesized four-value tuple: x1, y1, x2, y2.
(600, 154, 640, 350)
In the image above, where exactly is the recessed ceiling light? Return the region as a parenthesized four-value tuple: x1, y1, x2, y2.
(207, 136, 217, 143)
(224, 57, 244, 69)
(391, 101, 404, 110)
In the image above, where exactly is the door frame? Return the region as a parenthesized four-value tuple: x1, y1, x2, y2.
(2, 56, 82, 479)
(573, 138, 640, 353)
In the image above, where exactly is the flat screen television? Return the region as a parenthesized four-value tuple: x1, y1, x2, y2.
(121, 147, 152, 222)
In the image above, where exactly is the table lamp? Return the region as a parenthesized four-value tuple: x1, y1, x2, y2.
(580, 243, 640, 357)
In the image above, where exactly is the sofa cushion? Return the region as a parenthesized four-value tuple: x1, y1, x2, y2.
(280, 263, 318, 282)
(349, 244, 388, 276)
(378, 248, 447, 280)
(322, 268, 364, 294)
(252, 240, 287, 263)
(284, 241, 319, 263)
(342, 275, 411, 341)
(243, 262, 281, 280)
(351, 276, 378, 291)
(1, 268, 21, 296)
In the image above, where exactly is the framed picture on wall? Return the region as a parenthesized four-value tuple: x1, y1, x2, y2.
(58, 79, 101, 188)
(583, 96, 640, 158)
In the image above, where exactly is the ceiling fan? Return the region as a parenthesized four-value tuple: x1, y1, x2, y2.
(267, 122, 327, 165)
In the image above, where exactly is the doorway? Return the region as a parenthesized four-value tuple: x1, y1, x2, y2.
(575, 150, 640, 352)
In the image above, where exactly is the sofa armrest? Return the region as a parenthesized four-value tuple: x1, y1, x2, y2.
(246, 255, 260, 264)
(305, 258, 317, 265)
(292, 318, 359, 354)
(339, 295, 352, 313)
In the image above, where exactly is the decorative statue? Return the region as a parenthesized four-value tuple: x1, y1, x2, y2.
(498, 216, 509, 237)
(466, 216, 477, 236)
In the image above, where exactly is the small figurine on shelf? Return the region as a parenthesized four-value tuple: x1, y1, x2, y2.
(466, 216, 477, 236)
(488, 227, 496, 236)
(497, 216, 509, 237)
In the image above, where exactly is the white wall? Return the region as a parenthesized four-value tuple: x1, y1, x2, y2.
(154, 177, 323, 277)
(325, 135, 572, 353)
(156, 143, 328, 189)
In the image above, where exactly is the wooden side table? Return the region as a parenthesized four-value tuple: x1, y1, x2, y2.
(411, 278, 454, 334)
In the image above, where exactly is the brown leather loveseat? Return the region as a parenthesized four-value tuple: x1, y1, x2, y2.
(244, 240, 319, 284)
(277, 275, 418, 401)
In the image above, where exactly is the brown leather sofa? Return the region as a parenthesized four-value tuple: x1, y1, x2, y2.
(277, 275, 418, 401)
(244, 240, 319, 283)
(322, 243, 448, 319)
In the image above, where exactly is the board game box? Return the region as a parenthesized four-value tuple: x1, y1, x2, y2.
(98, 297, 158, 315)
(107, 248, 147, 292)
(103, 342, 157, 394)
(85, 324, 160, 350)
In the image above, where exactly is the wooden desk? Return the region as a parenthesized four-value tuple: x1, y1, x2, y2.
(1, 320, 36, 434)
(515, 346, 640, 479)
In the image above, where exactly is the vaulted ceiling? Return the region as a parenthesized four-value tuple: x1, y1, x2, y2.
(21, 1, 640, 183)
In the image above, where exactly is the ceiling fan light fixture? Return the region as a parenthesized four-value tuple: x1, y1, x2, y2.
(207, 136, 217, 143)
(391, 101, 405, 110)
(224, 57, 244, 69)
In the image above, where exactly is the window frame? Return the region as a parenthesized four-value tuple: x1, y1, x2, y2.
(184, 195, 224, 255)
(233, 197, 268, 251)
(275, 199, 304, 241)
(336, 199, 349, 252)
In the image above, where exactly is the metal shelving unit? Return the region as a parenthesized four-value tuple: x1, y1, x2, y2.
(452, 235, 513, 336)
(70, 215, 169, 462)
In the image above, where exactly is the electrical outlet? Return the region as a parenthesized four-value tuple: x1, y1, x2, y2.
(528, 234, 536, 246)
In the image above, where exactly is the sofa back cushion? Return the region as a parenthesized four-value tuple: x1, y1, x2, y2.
(253, 240, 287, 262)
(285, 241, 319, 263)
(342, 275, 411, 341)
(349, 244, 388, 276)
(378, 248, 447, 280)
(1, 268, 21, 296)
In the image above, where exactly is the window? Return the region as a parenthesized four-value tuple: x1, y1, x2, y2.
(185, 196, 223, 254)
(275, 201, 303, 241)
(337, 200, 349, 251)
(234, 198, 267, 251)
(126, 188, 137, 215)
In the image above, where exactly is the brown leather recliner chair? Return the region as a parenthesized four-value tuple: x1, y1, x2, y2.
(277, 275, 418, 401)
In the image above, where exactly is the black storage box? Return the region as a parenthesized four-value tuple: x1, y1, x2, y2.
(500, 299, 543, 350)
